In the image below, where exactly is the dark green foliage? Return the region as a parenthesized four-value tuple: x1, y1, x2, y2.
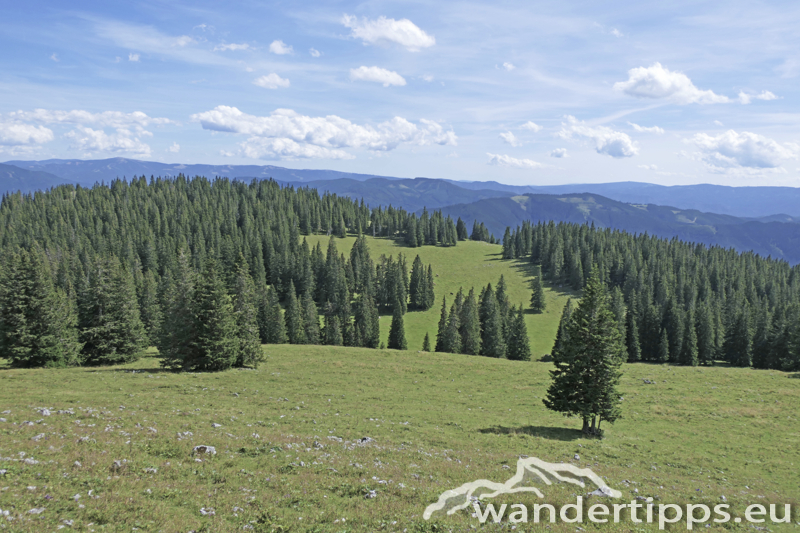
(159, 251, 198, 369)
(301, 289, 321, 345)
(136, 269, 163, 346)
(544, 271, 624, 435)
(422, 332, 431, 352)
(0, 248, 81, 367)
(458, 289, 481, 355)
(435, 296, 448, 353)
(324, 314, 343, 346)
(530, 272, 546, 313)
(260, 286, 286, 344)
(387, 306, 407, 350)
(551, 299, 573, 359)
(285, 281, 306, 345)
(408, 255, 433, 310)
(79, 257, 147, 365)
(479, 285, 505, 358)
(657, 329, 670, 363)
(725, 306, 753, 367)
(232, 258, 264, 368)
(680, 307, 699, 366)
(441, 303, 462, 354)
(187, 257, 239, 371)
(506, 305, 531, 361)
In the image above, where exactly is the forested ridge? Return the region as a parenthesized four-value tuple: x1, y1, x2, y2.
(0, 176, 451, 368)
(502, 221, 800, 371)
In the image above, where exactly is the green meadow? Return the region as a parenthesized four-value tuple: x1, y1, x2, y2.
(303, 237, 574, 357)
(0, 346, 799, 532)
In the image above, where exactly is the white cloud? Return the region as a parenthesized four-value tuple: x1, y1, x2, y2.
(713, 120, 724, 127)
(0, 122, 54, 146)
(168, 142, 180, 153)
(611, 28, 623, 37)
(50, 53, 59, 62)
(269, 40, 293, 55)
(128, 53, 140, 62)
(638, 164, 658, 171)
(349, 66, 406, 87)
(421, 74, 434, 82)
(499, 131, 521, 147)
(487, 153, 542, 169)
(737, 90, 778, 104)
(253, 73, 290, 89)
(65, 126, 151, 156)
(309, 48, 320, 57)
(341, 14, 435, 51)
(690, 130, 799, 170)
(239, 138, 354, 160)
(550, 148, 567, 158)
(10, 109, 173, 131)
(191, 106, 456, 158)
(614, 62, 729, 104)
(502, 62, 515, 71)
(520, 121, 542, 132)
(214, 43, 250, 52)
(628, 122, 665, 134)
(557, 116, 638, 158)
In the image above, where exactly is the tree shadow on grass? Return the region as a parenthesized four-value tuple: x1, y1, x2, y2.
(478, 425, 583, 441)
(789, 373, 800, 379)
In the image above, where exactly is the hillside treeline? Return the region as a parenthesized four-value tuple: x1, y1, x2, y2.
(0, 177, 445, 368)
(503, 221, 800, 371)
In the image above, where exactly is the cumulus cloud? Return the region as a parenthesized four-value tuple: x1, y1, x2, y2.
(557, 116, 638, 158)
(240, 138, 354, 160)
(214, 43, 250, 52)
(500, 131, 521, 147)
(349, 66, 406, 87)
(628, 122, 665, 134)
(128, 53, 140, 62)
(0, 122, 54, 146)
(690, 130, 799, 171)
(737, 90, 778, 104)
(487, 153, 542, 169)
(309, 48, 321, 57)
(521, 121, 542, 132)
(191, 106, 456, 160)
(614, 62, 729, 104)
(502, 62, 515, 71)
(10, 109, 172, 132)
(65, 126, 151, 156)
(550, 148, 567, 158)
(168, 142, 180, 153)
(253, 73, 290, 89)
(269, 40, 293, 55)
(342, 14, 435, 51)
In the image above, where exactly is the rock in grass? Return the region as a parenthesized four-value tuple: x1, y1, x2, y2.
(193, 445, 217, 455)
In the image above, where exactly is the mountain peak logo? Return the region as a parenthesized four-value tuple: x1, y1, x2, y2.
(423, 456, 621, 520)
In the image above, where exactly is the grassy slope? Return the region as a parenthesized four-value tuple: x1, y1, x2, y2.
(303, 236, 574, 357)
(0, 348, 798, 532)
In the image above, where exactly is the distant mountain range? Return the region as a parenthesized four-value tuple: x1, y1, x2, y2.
(3, 157, 800, 263)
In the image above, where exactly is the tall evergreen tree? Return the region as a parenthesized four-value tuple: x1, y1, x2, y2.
(137, 269, 163, 346)
(459, 289, 481, 355)
(544, 271, 624, 435)
(408, 255, 426, 309)
(425, 265, 436, 310)
(435, 296, 448, 352)
(0, 248, 82, 368)
(260, 286, 287, 344)
(301, 289, 320, 345)
(506, 305, 531, 361)
(530, 272, 546, 313)
(387, 306, 407, 350)
(422, 332, 431, 352)
(233, 258, 264, 368)
(189, 256, 240, 371)
(551, 299, 573, 359)
(479, 285, 505, 358)
(679, 307, 699, 366)
(324, 314, 343, 346)
(285, 281, 306, 344)
(159, 251, 198, 369)
(441, 303, 462, 353)
(79, 257, 147, 365)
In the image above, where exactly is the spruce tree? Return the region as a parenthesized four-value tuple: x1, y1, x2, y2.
(422, 332, 431, 352)
(425, 265, 435, 310)
(233, 258, 264, 368)
(285, 281, 306, 344)
(479, 285, 505, 358)
(543, 271, 624, 435)
(679, 307, 699, 366)
(189, 256, 240, 371)
(435, 296, 448, 352)
(159, 251, 198, 369)
(387, 306, 407, 350)
(260, 286, 287, 344)
(551, 299, 573, 359)
(0, 248, 82, 368)
(506, 305, 531, 361)
(442, 303, 462, 353)
(324, 314, 343, 346)
(657, 329, 670, 363)
(80, 257, 147, 366)
(137, 269, 163, 346)
(459, 289, 481, 355)
(301, 289, 320, 345)
(530, 272, 546, 313)
(409, 255, 426, 309)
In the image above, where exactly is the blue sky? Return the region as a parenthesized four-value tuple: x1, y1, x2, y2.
(1, 0, 799, 186)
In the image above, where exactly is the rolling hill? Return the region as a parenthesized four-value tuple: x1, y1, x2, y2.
(0, 163, 68, 193)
